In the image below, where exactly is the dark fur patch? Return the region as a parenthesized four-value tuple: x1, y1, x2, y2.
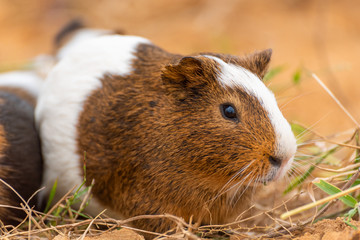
(77, 42, 275, 233)
(0, 87, 37, 106)
(54, 19, 85, 48)
(0, 89, 42, 225)
(53, 20, 125, 55)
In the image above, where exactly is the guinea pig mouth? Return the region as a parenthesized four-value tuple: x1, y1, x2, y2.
(274, 156, 295, 180)
(263, 156, 294, 183)
(261, 161, 291, 183)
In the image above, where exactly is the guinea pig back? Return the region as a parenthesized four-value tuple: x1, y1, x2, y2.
(36, 34, 297, 233)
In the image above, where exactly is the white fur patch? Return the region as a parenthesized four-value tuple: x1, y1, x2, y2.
(56, 29, 114, 60)
(35, 35, 150, 217)
(0, 71, 43, 97)
(206, 56, 297, 178)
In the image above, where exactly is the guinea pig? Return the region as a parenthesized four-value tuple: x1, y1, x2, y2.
(0, 70, 43, 225)
(35, 33, 297, 234)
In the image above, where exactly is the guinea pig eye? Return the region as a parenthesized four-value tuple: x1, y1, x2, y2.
(220, 104, 238, 121)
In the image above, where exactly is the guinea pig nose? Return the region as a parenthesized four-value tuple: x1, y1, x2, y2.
(269, 156, 281, 167)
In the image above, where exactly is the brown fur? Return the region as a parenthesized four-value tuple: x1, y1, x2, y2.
(77, 43, 276, 234)
(0, 89, 42, 225)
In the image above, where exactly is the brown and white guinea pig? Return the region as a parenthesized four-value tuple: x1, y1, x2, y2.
(0, 70, 43, 225)
(35, 33, 297, 234)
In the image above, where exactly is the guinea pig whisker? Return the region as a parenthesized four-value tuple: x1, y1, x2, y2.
(224, 173, 256, 218)
(230, 173, 257, 206)
(295, 148, 319, 154)
(250, 175, 261, 198)
(213, 162, 255, 200)
(291, 161, 303, 167)
(292, 160, 305, 167)
(219, 171, 253, 205)
(232, 172, 257, 202)
(290, 166, 305, 178)
(296, 139, 322, 147)
(293, 154, 318, 162)
(294, 153, 316, 159)
(210, 167, 252, 204)
(288, 168, 303, 177)
(217, 162, 253, 193)
(295, 116, 328, 142)
(287, 165, 306, 180)
(296, 131, 313, 143)
(289, 161, 301, 168)
(278, 92, 310, 111)
(295, 122, 319, 139)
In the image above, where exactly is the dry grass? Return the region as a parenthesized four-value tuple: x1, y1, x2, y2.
(1, 74, 360, 239)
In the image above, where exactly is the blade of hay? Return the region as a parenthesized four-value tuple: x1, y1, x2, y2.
(313, 179, 357, 208)
(280, 183, 360, 219)
(312, 73, 360, 128)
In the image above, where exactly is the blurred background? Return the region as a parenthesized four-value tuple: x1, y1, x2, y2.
(1, 0, 360, 135)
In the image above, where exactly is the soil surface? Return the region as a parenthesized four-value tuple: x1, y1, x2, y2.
(53, 228, 144, 240)
(53, 218, 360, 240)
(1, 0, 360, 239)
(263, 217, 360, 240)
(291, 218, 360, 240)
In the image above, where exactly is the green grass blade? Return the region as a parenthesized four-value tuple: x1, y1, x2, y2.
(44, 179, 58, 213)
(344, 208, 359, 230)
(291, 123, 309, 143)
(293, 68, 302, 84)
(345, 221, 358, 230)
(284, 166, 315, 194)
(70, 209, 91, 219)
(345, 207, 358, 219)
(284, 146, 339, 194)
(314, 180, 357, 208)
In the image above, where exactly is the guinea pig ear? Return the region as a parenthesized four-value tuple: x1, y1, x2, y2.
(161, 56, 212, 100)
(54, 19, 84, 48)
(243, 49, 272, 80)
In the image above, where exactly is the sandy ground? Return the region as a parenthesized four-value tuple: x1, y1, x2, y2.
(1, 0, 360, 239)
(291, 218, 360, 240)
(52, 218, 360, 240)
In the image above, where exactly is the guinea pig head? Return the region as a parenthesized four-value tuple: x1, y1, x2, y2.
(161, 50, 297, 193)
